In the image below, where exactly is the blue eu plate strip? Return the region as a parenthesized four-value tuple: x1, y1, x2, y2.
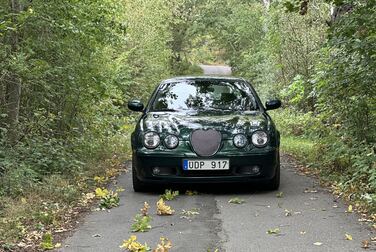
(183, 160, 188, 170)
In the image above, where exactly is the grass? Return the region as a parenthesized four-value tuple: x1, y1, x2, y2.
(280, 135, 319, 165)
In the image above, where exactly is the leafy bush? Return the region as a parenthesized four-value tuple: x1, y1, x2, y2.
(274, 108, 376, 211)
(270, 109, 328, 138)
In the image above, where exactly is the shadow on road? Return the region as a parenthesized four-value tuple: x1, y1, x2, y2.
(136, 183, 272, 196)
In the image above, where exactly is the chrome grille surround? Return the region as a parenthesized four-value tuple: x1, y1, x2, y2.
(190, 129, 222, 157)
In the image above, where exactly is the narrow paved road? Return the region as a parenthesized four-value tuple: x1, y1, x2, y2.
(60, 66, 374, 251)
(199, 65, 232, 76)
(61, 155, 374, 252)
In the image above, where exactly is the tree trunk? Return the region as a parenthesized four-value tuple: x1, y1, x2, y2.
(328, 3, 353, 26)
(6, 0, 22, 144)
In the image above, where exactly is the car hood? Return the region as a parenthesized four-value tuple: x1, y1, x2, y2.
(140, 111, 269, 140)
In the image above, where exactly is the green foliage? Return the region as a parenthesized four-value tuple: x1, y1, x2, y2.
(40, 232, 54, 250)
(210, 0, 265, 80)
(131, 214, 152, 233)
(270, 110, 327, 138)
(161, 189, 179, 201)
(280, 135, 320, 165)
(314, 1, 376, 142)
(210, 0, 375, 211)
(99, 192, 120, 209)
(275, 109, 376, 210)
(0, 0, 177, 245)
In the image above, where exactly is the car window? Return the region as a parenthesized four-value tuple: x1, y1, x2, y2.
(151, 80, 258, 112)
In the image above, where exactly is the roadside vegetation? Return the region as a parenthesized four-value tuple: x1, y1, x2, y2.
(0, 0, 199, 249)
(203, 0, 375, 215)
(0, 0, 375, 250)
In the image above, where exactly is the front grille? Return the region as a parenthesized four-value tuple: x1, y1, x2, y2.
(190, 129, 222, 156)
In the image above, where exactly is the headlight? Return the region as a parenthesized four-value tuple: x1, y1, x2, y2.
(164, 134, 179, 149)
(251, 131, 268, 147)
(143, 132, 160, 149)
(233, 134, 248, 148)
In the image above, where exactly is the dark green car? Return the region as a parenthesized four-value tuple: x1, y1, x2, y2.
(128, 76, 281, 192)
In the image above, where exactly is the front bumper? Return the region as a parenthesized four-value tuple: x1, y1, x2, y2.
(133, 147, 279, 185)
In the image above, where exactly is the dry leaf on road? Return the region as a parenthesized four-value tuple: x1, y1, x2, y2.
(153, 237, 172, 252)
(345, 234, 353, 241)
(157, 198, 174, 215)
(140, 202, 150, 216)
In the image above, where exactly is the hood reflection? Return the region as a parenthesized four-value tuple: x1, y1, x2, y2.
(141, 111, 267, 139)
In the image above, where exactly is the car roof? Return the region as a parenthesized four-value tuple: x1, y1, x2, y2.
(161, 76, 246, 84)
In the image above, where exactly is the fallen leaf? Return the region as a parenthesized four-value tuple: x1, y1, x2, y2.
(185, 190, 198, 196)
(17, 242, 27, 248)
(153, 237, 172, 252)
(94, 176, 108, 184)
(362, 240, 370, 249)
(181, 208, 200, 218)
(267, 228, 280, 235)
(228, 197, 245, 204)
(21, 197, 27, 204)
(157, 198, 174, 215)
(95, 188, 109, 198)
(345, 234, 353, 241)
(140, 202, 150, 216)
(131, 214, 152, 232)
(276, 192, 284, 198)
(120, 235, 150, 252)
(284, 209, 292, 217)
(304, 188, 318, 193)
(116, 187, 125, 193)
(55, 228, 68, 233)
(347, 205, 353, 213)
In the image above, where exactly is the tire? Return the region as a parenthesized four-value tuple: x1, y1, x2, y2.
(266, 154, 280, 190)
(132, 156, 148, 192)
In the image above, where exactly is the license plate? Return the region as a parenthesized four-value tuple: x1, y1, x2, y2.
(183, 159, 230, 170)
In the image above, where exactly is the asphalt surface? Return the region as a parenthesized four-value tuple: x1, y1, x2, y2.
(61, 155, 375, 252)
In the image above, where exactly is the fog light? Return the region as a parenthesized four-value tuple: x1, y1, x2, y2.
(251, 165, 260, 174)
(237, 165, 261, 175)
(152, 167, 161, 175)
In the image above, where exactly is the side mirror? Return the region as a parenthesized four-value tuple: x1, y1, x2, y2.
(265, 99, 281, 110)
(128, 100, 144, 112)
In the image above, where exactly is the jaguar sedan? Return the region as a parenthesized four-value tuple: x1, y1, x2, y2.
(128, 76, 281, 192)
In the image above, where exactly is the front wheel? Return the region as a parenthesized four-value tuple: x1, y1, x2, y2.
(132, 156, 148, 192)
(266, 155, 280, 190)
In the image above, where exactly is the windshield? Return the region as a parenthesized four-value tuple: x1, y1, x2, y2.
(151, 80, 258, 112)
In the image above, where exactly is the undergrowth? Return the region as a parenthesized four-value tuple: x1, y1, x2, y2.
(0, 130, 131, 250)
(272, 109, 376, 215)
